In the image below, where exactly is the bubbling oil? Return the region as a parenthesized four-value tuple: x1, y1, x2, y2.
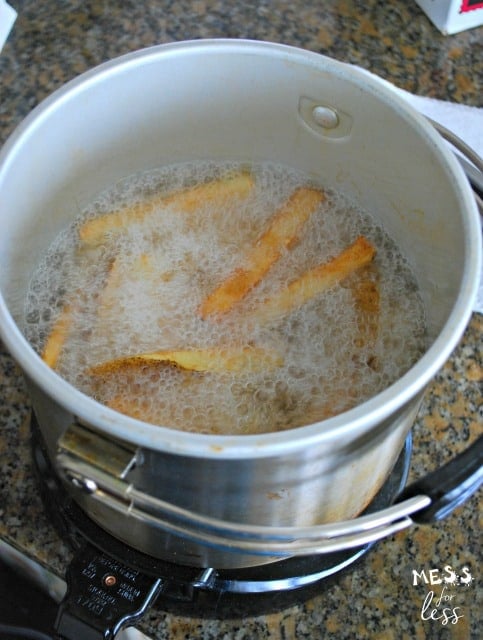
(24, 161, 428, 435)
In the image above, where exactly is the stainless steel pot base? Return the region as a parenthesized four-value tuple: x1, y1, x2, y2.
(30, 414, 412, 622)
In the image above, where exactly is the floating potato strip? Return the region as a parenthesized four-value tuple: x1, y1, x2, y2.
(248, 236, 376, 325)
(78, 172, 255, 246)
(313, 263, 381, 421)
(41, 260, 117, 368)
(198, 187, 326, 318)
(351, 264, 380, 350)
(41, 304, 74, 368)
(106, 395, 162, 425)
(105, 394, 234, 433)
(88, 345, 284, 378)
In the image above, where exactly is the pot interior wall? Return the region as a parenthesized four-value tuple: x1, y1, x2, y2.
(0, 42, 468, 347)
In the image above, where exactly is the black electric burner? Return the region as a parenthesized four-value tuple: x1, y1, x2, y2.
(29, 414, 412, 637)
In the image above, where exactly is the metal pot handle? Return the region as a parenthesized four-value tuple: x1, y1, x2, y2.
(57, 428, 483, 558)
(397, 434, 483, 523)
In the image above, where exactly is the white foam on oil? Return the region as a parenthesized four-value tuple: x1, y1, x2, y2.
(24, 162, 428, 435)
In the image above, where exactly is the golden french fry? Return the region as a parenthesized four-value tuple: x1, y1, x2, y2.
(78, 173, 255, 246)
(307, 262, 381, 421)
(349, 263, 381, 374)
(107, 395, 145, 422)
(89, 345, 283, 377)
(249, 236, 376, 325)
(106, 395, 158, 425)
(41, 305, 73, 368)
(106, 394, 229, 434)
(351, 264, 380, 350)
(198, 187, 325, 318)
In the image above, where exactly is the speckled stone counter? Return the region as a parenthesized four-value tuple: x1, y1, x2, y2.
(0, 2, 482, 639)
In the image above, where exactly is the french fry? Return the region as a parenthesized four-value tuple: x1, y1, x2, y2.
(41, 304, 73, 368)
(107, 395, 142, 420)
(351, 264, 380, 350)
(78, 172, 255, 246)
(198, 187, 325, 318)
(105, 394, 229, 434)
(349, 263, 381, 374)
(304, 262, 381, 421)
(88, 345, 283, 377)
(106, 395, 161, 425)
(248, 236, 376, 325)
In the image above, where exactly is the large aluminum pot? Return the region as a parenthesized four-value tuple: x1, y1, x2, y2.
(0, 40, 480, 569)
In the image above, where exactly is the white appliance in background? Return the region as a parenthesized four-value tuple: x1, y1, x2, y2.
(415, 0, 483, 34)
(0, 0, 16, 51)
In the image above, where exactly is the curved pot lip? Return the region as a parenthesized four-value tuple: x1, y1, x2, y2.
(0, 39, 481, 459)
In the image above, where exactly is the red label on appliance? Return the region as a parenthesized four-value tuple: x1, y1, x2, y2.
(460, 0, 483, 11)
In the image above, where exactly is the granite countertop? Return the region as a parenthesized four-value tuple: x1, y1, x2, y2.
(0, 1, 482, 639)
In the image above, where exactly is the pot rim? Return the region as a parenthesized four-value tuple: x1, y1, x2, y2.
(0, 39, 480, 459)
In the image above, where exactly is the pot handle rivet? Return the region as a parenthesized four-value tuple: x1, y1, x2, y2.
(298, 97, 352, 139)
(312, 105, 339, 129)
(66, 471, 98, 494)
